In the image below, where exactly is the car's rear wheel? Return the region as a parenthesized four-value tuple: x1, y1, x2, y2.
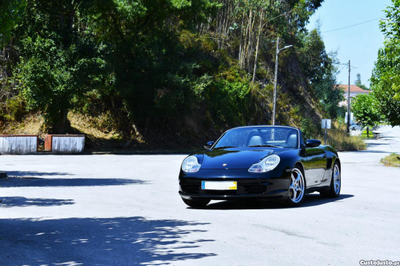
(287, 166, 306, 207)
(320, 162, 341, 198)
(181, 198, 210, 208)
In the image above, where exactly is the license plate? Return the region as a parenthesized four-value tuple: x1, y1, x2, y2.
(201, 181, 237, 190)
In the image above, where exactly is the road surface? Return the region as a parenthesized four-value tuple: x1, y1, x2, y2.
(0, 132, 399, 265)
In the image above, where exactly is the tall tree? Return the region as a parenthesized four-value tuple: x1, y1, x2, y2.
(371, 0, 400, 126)
(355, 73, 362, 86)
(5, 0, 219, 132)
(298, 27, 343, 118)
(15, 0, 109, 132)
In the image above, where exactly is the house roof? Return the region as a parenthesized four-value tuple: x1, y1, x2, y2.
(337, 84, 371, 93)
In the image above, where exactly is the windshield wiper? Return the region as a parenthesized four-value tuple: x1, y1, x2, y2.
(214, 146, 237, 149)
(248, 144, 281, 148)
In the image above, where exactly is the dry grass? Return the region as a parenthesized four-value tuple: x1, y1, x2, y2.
(320, 121, 366, 151)
(68, 112, 123, 140)
(0, 113, 45, 135)
(68, 111, 146, 148)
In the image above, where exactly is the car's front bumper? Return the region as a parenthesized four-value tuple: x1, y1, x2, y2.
(179, 169, 291, 200)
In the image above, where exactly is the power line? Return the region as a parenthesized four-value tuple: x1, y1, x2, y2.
(334, 62, 358, 69)
(322, 17, 383, 33)
(266, 9, 295, 23)
(338, 64, 347, 73)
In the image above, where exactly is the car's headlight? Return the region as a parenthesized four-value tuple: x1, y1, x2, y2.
(248, 154, 280, 173)
(182, 156, 201, 173)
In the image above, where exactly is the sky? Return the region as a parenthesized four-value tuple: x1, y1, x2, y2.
(307, 0, 393, 87)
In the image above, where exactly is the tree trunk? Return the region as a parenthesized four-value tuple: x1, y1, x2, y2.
(49, 109, 71, 134)
(239, 7, 246, 67)
(252, 8, 264, 82)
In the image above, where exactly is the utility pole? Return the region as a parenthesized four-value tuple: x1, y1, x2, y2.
(272, 37, 280, 126)
(272, 37, 293, 125)
(347, 60, 351, 133)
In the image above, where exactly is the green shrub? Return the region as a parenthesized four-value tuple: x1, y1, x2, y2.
(381, 153, 400, 167)
(1, 96, 26, 121)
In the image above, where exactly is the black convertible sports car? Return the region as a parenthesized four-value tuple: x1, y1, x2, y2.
(179, 125, 341, 208)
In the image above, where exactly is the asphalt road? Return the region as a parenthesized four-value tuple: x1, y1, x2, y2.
(1, 133, 400, 266)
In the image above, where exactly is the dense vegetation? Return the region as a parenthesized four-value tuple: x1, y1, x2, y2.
(1, 0, 347, 149)
(371, 0, 400, 126)
(353, 0, 400, 128)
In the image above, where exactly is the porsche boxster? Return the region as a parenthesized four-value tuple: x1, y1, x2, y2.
(178, 125, 341, 208)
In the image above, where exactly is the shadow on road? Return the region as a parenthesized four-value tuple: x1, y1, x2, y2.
(357, 150, 389, 154)
(302, 194, 354, 207)
(200, 194, 354, 210)
(7, 171, 72, 177)
(0, 197, 74, 208)
(366, 143, 389, 146)
(0, 217, 215, 265)
(0, 177, 147, 187)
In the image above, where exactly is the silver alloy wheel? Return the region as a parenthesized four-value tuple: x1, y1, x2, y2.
(333, 164, 341, 194)
(289, 168, 305, 203)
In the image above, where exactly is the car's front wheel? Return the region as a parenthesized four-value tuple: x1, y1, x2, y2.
(287, 166, 306, 207)
(182, 198, 210, 208)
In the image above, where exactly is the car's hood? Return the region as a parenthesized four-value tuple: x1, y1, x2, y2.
(201, 148, 275, 169)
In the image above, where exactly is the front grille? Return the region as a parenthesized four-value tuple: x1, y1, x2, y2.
(245, 185, 267, 194)
(181, 182, 200, 193)
(204, 190, 238, 195)
(180, 179, 267, 195)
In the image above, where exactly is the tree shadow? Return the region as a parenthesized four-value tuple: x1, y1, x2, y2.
(7, 171, 72, 177)
(366, 143, 389, 147)
(357, 150, 390, 154)
(0, 217, 216, 265)
(0, 197, 74, 208)
(378, 136, 399, 139)
(200, 194, 354, 210)
(0, 177, 147, 188)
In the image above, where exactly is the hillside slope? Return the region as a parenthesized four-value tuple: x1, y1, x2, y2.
(0, 0, 341, 151)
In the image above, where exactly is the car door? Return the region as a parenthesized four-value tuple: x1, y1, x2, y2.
(303, 146, 327, 188)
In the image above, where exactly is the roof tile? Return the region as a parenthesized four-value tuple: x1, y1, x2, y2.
(337, 84, 371, 93)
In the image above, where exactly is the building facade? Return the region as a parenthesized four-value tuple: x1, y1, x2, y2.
(338, 84, 371, 107)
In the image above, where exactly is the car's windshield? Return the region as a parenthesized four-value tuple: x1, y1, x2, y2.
(214, 127, 299, 149)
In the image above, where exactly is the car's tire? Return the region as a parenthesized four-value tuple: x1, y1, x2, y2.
(182, 198, 210, 208)
(286, 166, 306, 207)
(320, 161, 341, 198)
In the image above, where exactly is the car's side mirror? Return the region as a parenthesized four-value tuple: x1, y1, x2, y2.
(305, 139, 321, 148)
(204, 141, 215, 150)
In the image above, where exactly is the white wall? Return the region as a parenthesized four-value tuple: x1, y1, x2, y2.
(0, 136, 37, 155)
(52, 136, 85, 153)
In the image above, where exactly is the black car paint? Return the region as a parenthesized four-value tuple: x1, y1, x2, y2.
(179, 126, 340, 201)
